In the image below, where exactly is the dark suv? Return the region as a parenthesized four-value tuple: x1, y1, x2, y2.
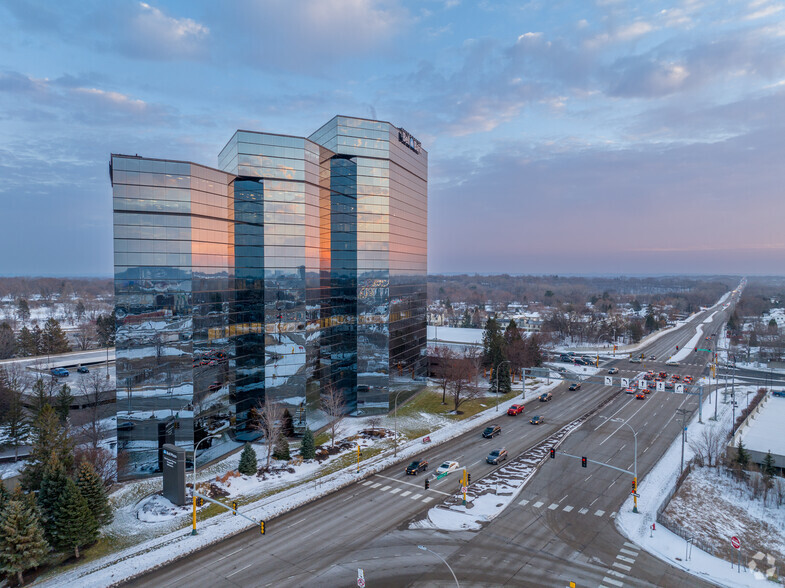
(482, 425, 501, 438)
(486, 448, 508, 465)
(405, 460, 428, 475)
(568, 383, 581, 391)
(539, 392, 553, 402)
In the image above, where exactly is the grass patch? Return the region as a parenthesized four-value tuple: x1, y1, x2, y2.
(396, 386, 519, 421)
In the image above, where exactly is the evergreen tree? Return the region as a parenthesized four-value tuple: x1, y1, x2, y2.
(21, 405, 74, 492)
(237, 444, 258, 476)
(30, 378, 53, 417)
(763, 450, 777, 478)
(644, 307, 657, 333)
(55, 383, 73, 423)
(300, 428, 316, 460)
(37, 453, 68, 541)
(95, 312, 116, 348)
(460, 309, 472, 328)
(736, 438, 750, 468)
(483, 317, 510, 393)
(16, 326, 38, 357)
(75, 300, 86, 321)
(0, 322, 15, 359)
(41, 318, 70, 355)
(0, 482, 10, 513)
(0, 497, 49, 586)
(281, 409, 294, 437)
(15, 298, 30, 323)
(0, 369, 30, 462)
(76, 461, 112, 527)
(272, 434, 290, 461)
(50, 478, 98, 559)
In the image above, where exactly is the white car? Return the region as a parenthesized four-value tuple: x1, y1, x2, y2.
(435, 461, 460, 475)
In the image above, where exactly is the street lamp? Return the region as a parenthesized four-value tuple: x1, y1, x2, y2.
(417, 545, 459, 587)
(494, 360, 511, 412)
(191, 433, 220, 535)
(599, 416, 639, 513)
(393, 389, 406, 457)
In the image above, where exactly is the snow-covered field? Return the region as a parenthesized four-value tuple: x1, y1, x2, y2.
(614, 384, 779, 587)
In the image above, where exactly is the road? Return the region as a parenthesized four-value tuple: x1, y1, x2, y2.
(124, 296, 737, 588)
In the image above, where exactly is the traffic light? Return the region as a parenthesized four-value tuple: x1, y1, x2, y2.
(694, 347, 697, 352)
(197, 497, 204, 507)
(581, 456, 587, 468)
(676, 345, 679, 350)
(550, 447, 555, 459)
(260, 521, 265, 535)
(632, 478, 637, 494)
(232, 501, 237, 515)
(425, 479, 430, 490)
(467, 473, 471, 484)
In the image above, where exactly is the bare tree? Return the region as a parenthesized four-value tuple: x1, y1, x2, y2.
(367, 415, 382, 435)
(77, 371, 113, 449)
(321, 385, 346, 448)
(254, 400, 284, 469)
(451, 356, 482, 413)
(432, 345, 455, 405)
(75, 322, 95, 351)
(688, 425, 725, 467)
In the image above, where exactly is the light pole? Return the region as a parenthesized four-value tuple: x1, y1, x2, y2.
(191, 433, 220, 535)
(417, 545, 459, 587)
(676, 408, 691, 474)
(604, 417, 639, 513)
(393, 389, 406, 457)
(494, 360, 511, 412)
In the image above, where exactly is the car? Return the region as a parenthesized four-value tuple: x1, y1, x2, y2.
(482, 425, 502, 438)
(50, 367, 69, 377)
(625, 387, 636, 394)
(684, 375, 693, 384)
(530, 415, 544, 425)
(208, 382, 222, 392)
(568, 383, 581, 391)
(405, 460, 429, 475)
(665, 382, 674, 390)
(649, 355, 656, 360)
(671, 374, 681, 381)
(486, 448, 508, 465)
(435, 461, 460, 475)
(647, 381, 655, 390)
(507, 404, 525, 416)
(665, 360, 680, 366)
(607, 367, 619, 374)
(77, 366, 89, 374)
(659, 372, 668, 379)
(643, 373, 653, 381)
(636, 393, 646, 400)
(556, 366, 568, 373)
(539, 392, 553, 401)
(117, 421, 135, 431)
(629, 358, 641, 363)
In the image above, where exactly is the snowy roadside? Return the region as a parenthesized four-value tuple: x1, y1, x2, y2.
(35, 378, 561, 588)
(615, 384, 770, 587)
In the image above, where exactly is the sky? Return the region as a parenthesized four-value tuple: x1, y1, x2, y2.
(0, 0, 784, 277)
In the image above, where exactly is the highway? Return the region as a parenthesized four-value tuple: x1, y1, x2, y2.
(123, 296, 736, 588)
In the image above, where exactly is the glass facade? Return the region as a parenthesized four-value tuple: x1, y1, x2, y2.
(111, 116, 427, 480)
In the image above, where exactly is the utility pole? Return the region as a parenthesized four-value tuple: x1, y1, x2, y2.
(676, 408, 691, 474)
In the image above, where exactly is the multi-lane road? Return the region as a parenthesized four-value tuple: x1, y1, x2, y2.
(125, 297, 736, 588)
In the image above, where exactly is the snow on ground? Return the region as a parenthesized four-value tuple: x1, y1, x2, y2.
(428, 326, 483, 345)
(735, 394, 785, 458)
(669, 323, 705, 363)
(37, 379, 562, 588)
(615, 385, 772, 588)
(703, 310, 718, 324)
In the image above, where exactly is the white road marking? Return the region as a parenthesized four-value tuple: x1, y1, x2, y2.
(619, 548, 638, 557)
(643, 446, 649, 454)
(578, 508, 588, 514)
(518, 498, 529, 506)
(589, 497, 600, 506)
(410, 493, 422, 500)
(563, 505, 573, 512)
(613, 562, 631, 572)
(623, 542, 639, 549)
(380, 485, 391, 492)
(362, 480, 373, 486)
(533, 501, 544, 508)
(389, 488, 401, 494)
(607, 570, 626, 579)
(594, 510, 605, 517)
(370, 482, 381, 488)
(584, 474, 593, 482)
(616, 555, 636, 564)
(558, 494, 568, 503)
(226, 563, 254, 578)
(601, 577, 623, 587)
(400, 490, 411, 497)
(214, 548, 244, 562)
(374, 474, 450, 495)
(548, 503, 559, 510)
(422, 497, 433, 503)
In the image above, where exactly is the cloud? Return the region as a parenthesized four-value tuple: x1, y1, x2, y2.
(112, 2, 209, 60)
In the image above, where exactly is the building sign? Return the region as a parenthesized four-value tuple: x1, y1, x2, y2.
(398, 127, 422, 154)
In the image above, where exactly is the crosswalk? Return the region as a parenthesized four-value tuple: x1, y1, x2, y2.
(360, 478, 435, 504)
(517, 498, 616, 520)
(600, 541, 641, 588)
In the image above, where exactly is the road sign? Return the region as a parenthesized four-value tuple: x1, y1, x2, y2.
(358, 568, 365, 587)
(675, 384, 684, 394)
(604, 376, 612, 386)
(731, 536, 741, 549)
(656, 381, 665, 392)
(461, 486, 468, 494)
(621, 377, 630, 387)
(638, 379, 646, 389)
